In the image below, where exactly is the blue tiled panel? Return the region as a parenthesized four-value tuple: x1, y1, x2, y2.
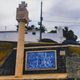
(27, 51, 56, 70)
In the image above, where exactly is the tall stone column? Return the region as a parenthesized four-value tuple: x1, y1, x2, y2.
(15, 1, 29, 77)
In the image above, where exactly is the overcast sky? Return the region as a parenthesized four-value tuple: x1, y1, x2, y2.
(0, 0, 80, 40)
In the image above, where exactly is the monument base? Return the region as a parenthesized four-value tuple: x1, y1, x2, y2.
(0, 73, 67, 79)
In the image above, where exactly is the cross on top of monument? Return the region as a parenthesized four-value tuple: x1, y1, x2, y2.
(19, 1, 27, 8)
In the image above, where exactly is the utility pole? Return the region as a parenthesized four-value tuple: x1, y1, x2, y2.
(40, 1, 43, 41)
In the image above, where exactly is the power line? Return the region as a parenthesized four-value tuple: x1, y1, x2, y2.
(43, 20, 80, 24)
(31, 19, 80, 24)
(43, 13, 80, 20)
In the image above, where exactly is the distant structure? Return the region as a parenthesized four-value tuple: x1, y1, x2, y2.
(0, 26, 65, 43)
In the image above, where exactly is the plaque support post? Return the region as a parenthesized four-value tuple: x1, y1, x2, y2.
(15, 1, 29, 78)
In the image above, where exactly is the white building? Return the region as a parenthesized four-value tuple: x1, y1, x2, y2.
(0, 27, 65, 43)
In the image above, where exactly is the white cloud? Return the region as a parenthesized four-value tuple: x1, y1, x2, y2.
(50, 0, 80, 19)
(0, 0, 80, 39)
(0, 0, 54, 26)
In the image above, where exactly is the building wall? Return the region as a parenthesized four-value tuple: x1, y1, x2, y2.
(0, 27, 65, 43)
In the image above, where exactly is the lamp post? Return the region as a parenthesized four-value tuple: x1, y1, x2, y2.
(15, 1, 29, 78)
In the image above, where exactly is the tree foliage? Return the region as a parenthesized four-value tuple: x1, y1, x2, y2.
(49, 30, 57, 33)
(63, 27, 77, 41)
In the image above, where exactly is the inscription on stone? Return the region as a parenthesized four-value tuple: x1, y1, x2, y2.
(25, 51, 57, 70)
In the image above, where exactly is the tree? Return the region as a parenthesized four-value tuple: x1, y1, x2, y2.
(63, 27, 77, 41)
(41, 26, 46, 33)
(38, 25, 46, 33)
(49, 30, 57, 33)
(63, 27, 78, 44)
(31, 25, 35, 29)
(63, 27, 69, 39)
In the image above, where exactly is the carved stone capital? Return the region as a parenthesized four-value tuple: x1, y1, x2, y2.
(16, 1, 29, 23)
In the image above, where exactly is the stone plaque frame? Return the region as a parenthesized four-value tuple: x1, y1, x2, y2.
(25, 50, 57, 71)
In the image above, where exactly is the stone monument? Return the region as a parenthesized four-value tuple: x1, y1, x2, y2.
(15, 1, 29, 78)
